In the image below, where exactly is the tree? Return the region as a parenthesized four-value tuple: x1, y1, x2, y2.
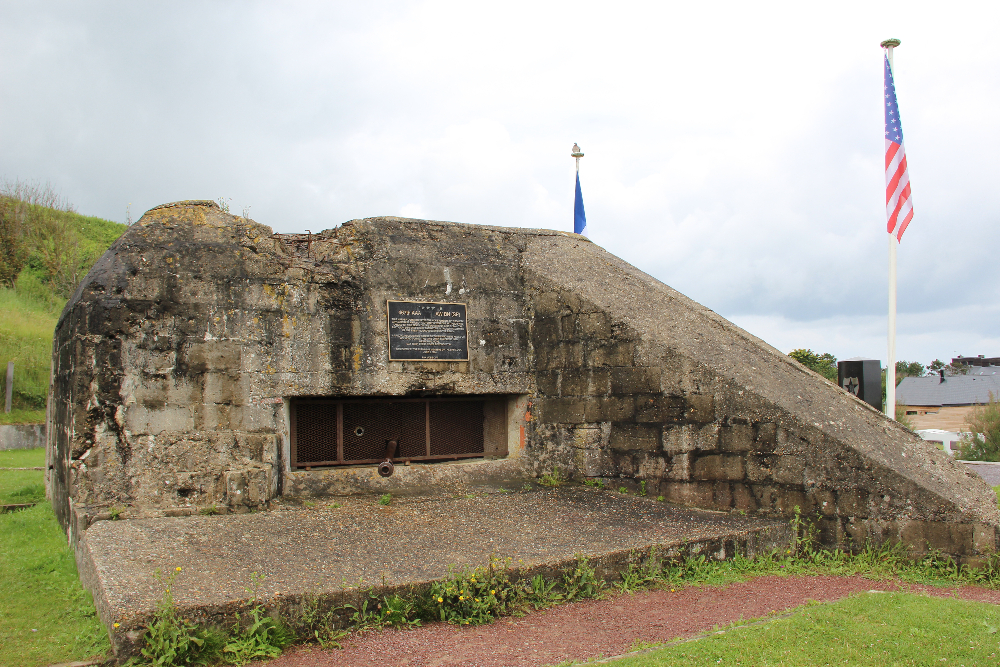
(927, 358, 969, 376)
(895, 360, 924, 380)
(956, 392, 1000, 462)
(788, 349, 838, 382)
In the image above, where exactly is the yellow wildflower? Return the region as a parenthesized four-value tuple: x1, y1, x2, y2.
(459, 596, 464, 601)
(438, 597, 443, 603)
(176, 566, 182, 572)
(491, 589, 496, 595)
(113, 622, 120, 628)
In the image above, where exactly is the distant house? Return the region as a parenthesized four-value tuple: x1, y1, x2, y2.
(953, 355, 1000, 369)
(896, 371, 1000, 434)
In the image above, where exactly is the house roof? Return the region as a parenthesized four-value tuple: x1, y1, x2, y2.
(896, 374, 1000, 407)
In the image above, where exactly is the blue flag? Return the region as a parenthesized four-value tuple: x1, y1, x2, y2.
(574, 172, 587, 236)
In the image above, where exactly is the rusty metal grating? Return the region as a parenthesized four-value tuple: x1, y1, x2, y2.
(293, 402, 338, 466)
(430, 401, 484, 456)
(292, 398, 487, 468)
(343, 401, 425, 461)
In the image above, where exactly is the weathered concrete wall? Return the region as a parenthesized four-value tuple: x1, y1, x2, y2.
(520, 238, 999, 559)
(0, 423, 45, 451)
(49, 200, 1000, 558)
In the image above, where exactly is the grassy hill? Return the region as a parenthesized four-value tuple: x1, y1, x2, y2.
(0, 184, 126, 424)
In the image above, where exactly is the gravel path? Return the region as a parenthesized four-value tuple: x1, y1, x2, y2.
(259, 575, 1000, 667)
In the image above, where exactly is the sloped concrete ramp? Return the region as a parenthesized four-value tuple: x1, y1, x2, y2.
(77, 487, 791, 656)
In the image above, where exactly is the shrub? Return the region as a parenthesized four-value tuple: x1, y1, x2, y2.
(957, 392, 1000, 462)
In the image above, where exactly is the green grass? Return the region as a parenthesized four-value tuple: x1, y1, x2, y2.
(1, 451, 108, 665)
(608, 592, 1000, 666)
(0, 447, 44, 468)
(0, 503, 109, 666)
(0, 447, 45, 505)
(0, 280, 59, 411)
(0, 408, 47, 425)
(0, 201, 125, 412)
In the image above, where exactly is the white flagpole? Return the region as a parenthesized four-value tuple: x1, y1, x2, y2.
(882, 38, 900, 419)
(887, 221, 897, 419)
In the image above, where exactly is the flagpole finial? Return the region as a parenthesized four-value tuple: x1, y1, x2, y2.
(880, 38, 901, 49)
(572, 143, 583, 173)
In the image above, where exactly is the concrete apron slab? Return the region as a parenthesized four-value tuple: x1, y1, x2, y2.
(77, 487, 792, 657)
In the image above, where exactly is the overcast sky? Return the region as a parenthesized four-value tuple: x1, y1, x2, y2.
(2, 1, 998, 367)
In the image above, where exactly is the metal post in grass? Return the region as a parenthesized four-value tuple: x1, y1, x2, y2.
(4, 362, 12, 413)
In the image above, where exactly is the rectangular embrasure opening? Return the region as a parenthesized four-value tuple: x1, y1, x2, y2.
(289, 396, 508, 468)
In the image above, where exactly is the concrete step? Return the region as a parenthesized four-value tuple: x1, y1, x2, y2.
(76, 486, 793, 657)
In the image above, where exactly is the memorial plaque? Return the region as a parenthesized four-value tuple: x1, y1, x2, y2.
(387, 301, 469, 361)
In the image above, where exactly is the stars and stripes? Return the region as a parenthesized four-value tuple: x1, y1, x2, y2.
(884, 54, 913, 241)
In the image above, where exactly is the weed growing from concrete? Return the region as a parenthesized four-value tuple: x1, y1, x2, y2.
(618, 486, 628, 494)
(617, 548, 667, 593)
(538, 467, 564, 487)
(378, 493, 392, 506)
(561, 556, 605, 601)
(133, 567, 223, 666)
(525, 573, 559, 609)
(109, 505, 124, 520)
(286, 592, 349, 649)
(639, 480, 647, 496)
(656, 495, 665, 502)
(222, 573, 293, 665)
(583, 478, 605, 489)
(350, 591, 421, 631)
(197, 505, 219, 516)
(428, 556, 523, 625)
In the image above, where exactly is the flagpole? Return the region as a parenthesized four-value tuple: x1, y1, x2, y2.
(571, 143, 586, 236)
(882, 38, 900, 419)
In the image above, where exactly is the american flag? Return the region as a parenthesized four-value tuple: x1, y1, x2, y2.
(884, 54, 913, 241)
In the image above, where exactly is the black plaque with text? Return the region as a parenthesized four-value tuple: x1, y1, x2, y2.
(387, 301, 469, 361)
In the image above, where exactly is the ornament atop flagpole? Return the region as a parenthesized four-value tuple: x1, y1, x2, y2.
(572, 143, 587, 236)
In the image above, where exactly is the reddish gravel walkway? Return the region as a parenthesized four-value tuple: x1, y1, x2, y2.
(260, 575, 1000, 667)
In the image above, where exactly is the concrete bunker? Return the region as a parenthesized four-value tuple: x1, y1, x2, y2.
(48, 200, 1000, 560)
